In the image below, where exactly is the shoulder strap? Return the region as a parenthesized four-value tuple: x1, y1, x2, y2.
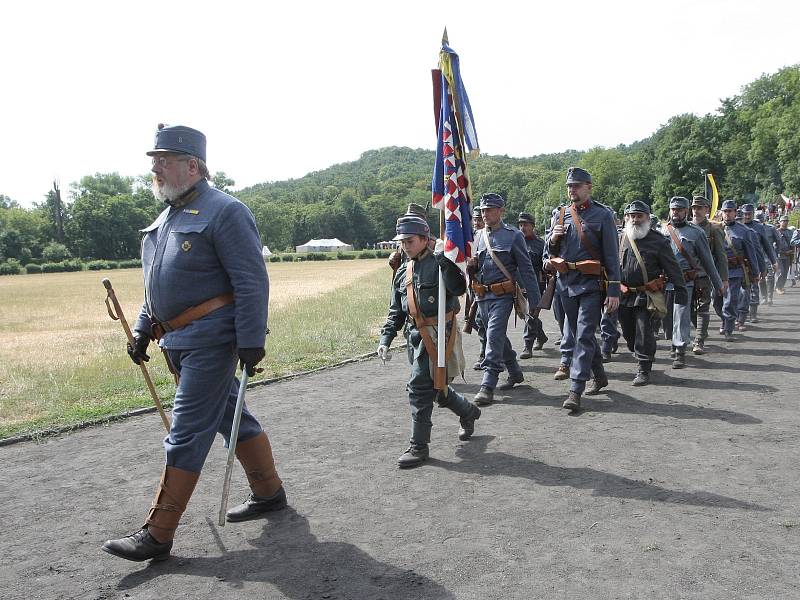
(568, 204, 601, 261)
(724, 226, 740, 258)
(483, 228, 516, 282)
(625, 230, 649, 283)
(404, 260, 421, 319)
(666, 223, 697, 270)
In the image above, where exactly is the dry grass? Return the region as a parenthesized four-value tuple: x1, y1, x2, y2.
(0, 260, 390, 436)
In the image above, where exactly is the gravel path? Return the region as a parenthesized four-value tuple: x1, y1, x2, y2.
(2, 289, 799, 599)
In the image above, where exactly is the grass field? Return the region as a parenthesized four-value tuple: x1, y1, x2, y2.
(0, 260, 394, 439)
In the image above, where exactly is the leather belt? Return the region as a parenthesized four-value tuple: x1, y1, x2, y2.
(470, 279, 515, 298)
(150, 292, 235, 340)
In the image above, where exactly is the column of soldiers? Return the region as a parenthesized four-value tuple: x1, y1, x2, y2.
(102, 126, 800, 565)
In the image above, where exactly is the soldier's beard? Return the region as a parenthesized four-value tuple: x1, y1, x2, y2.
(151, 177, 191, 204)
(625, 220, 649, 240)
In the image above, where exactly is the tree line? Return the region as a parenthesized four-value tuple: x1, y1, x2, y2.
(2, 65, 799, 264)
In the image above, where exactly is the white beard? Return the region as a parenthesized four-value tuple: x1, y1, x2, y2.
(625, 220, 649, 240)
(151, 177, 190, 204)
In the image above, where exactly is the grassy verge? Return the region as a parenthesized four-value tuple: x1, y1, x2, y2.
(0, 262, 394, 439)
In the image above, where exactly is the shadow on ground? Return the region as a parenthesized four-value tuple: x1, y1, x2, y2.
(428, 436, 770, 511)
(116, 508, 454, 599)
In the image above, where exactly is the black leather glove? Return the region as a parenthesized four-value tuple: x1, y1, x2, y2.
(127, 333, 151, 365)
(238, 347, 265, 376)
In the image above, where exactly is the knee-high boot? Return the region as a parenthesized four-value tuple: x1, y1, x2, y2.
(102, 466, 199, 561)
(226, 431, 287, 522)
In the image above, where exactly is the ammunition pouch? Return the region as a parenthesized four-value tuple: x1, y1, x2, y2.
(621, 275, 666, 295)
(470, 279, 515, 298)
(545, 257, 603, 276)
(150, 292, 235, 341)
(728, 256, 744, 267)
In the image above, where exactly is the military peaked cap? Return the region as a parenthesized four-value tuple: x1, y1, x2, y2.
(147, 123, 207, 162)
(691, 196, 710, 208)
(669, 196, 689, 209)
(740, 203, 755, 213)
(624, 200, 651, 215)
(478, 193, 505, 209)
(393, 215, 430, 240)
(517, 212, 535, 224)
(721, 199, 737, 210)
(566, 167, 592, 184)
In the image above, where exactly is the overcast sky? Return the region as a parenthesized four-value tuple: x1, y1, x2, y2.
(2, 0, 798, 206)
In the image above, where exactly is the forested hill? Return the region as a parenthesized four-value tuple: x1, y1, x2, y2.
(236, 64, 800, 251)
(1, 65, 799, 262)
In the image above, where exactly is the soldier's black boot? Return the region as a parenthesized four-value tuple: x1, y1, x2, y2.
(438, 389, 481, 441)
(102, 466, 199, 562)
(398, 421, 431, 469)
(519, 344, 534, 359)
(474, 386, 494, 406)
(693, 314, 709, 355)
(472, 354, 484, 370)
(562, 391, 581, 411)
(672, 347, 686, 369)
(669, 345, 676, 359)
(458, 405, 481, 441)
(632, 362, 651, 386)
(532, 333, 548, 351)
(226, 431, 287, 522)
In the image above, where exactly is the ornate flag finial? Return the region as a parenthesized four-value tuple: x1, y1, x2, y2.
(442, 27, 448, 46)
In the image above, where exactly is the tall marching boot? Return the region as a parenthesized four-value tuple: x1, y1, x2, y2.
(102, 466, 199, 561)
(226, 431, 287, 522)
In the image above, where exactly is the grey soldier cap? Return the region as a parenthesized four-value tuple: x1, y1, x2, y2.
(741, 203, 755, 213)
(779, 215, 789, 222)
(517, 212, 535, 224)
(472, 206, 482, 218)
(624, 200, 651, 215)
(691, 195, 710, 208)
(393, 215, 430, 240)
(566, 167, 592, 184)
(669, 196, 690, 209)
(147, 123, 207, 162)
(478, 193, 505, 209)
(405, 203, 428, 219)
(721, 199, 737, 210)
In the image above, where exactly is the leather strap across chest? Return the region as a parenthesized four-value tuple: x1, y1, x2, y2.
(569, 204, 601, 261)
(404, 259, 457, 386)
(666, 223, 698, 271)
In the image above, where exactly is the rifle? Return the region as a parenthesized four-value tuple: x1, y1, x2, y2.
(462, 288, 479, 334)
(526, 273, 556, 320)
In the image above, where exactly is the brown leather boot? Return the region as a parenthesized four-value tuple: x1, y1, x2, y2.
(226, 431, 287, 522)
(102, 466, 199, 562)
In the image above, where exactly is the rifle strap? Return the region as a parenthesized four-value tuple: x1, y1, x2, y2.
(569, 204, 601, 261)
(666, 223, 698, 271)
(482, 228, 516, 284)
(625, 229, 650, 284)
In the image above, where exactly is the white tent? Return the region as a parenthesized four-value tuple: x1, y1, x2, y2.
(295, 238, 354, 253)
(262, 245, 272, 257)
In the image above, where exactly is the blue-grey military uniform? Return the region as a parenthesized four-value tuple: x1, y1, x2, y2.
(135, 180, 268, 472)
(662, 198, 723, 358)
(774, 219, 794, 291)
(736, 215, 767, 323)
(519, 217, 547, 352)
(379, 216, 479, 458)
(740, 205, 776, 318)
(544, 169, 621, 397)
(759, 219, 781, 302)
(719, 201, 761, 336)
(472, 194, 540, 395)
(599, 210, 622, 358)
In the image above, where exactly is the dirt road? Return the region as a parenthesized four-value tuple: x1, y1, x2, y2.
(2, 290, 799, 599)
